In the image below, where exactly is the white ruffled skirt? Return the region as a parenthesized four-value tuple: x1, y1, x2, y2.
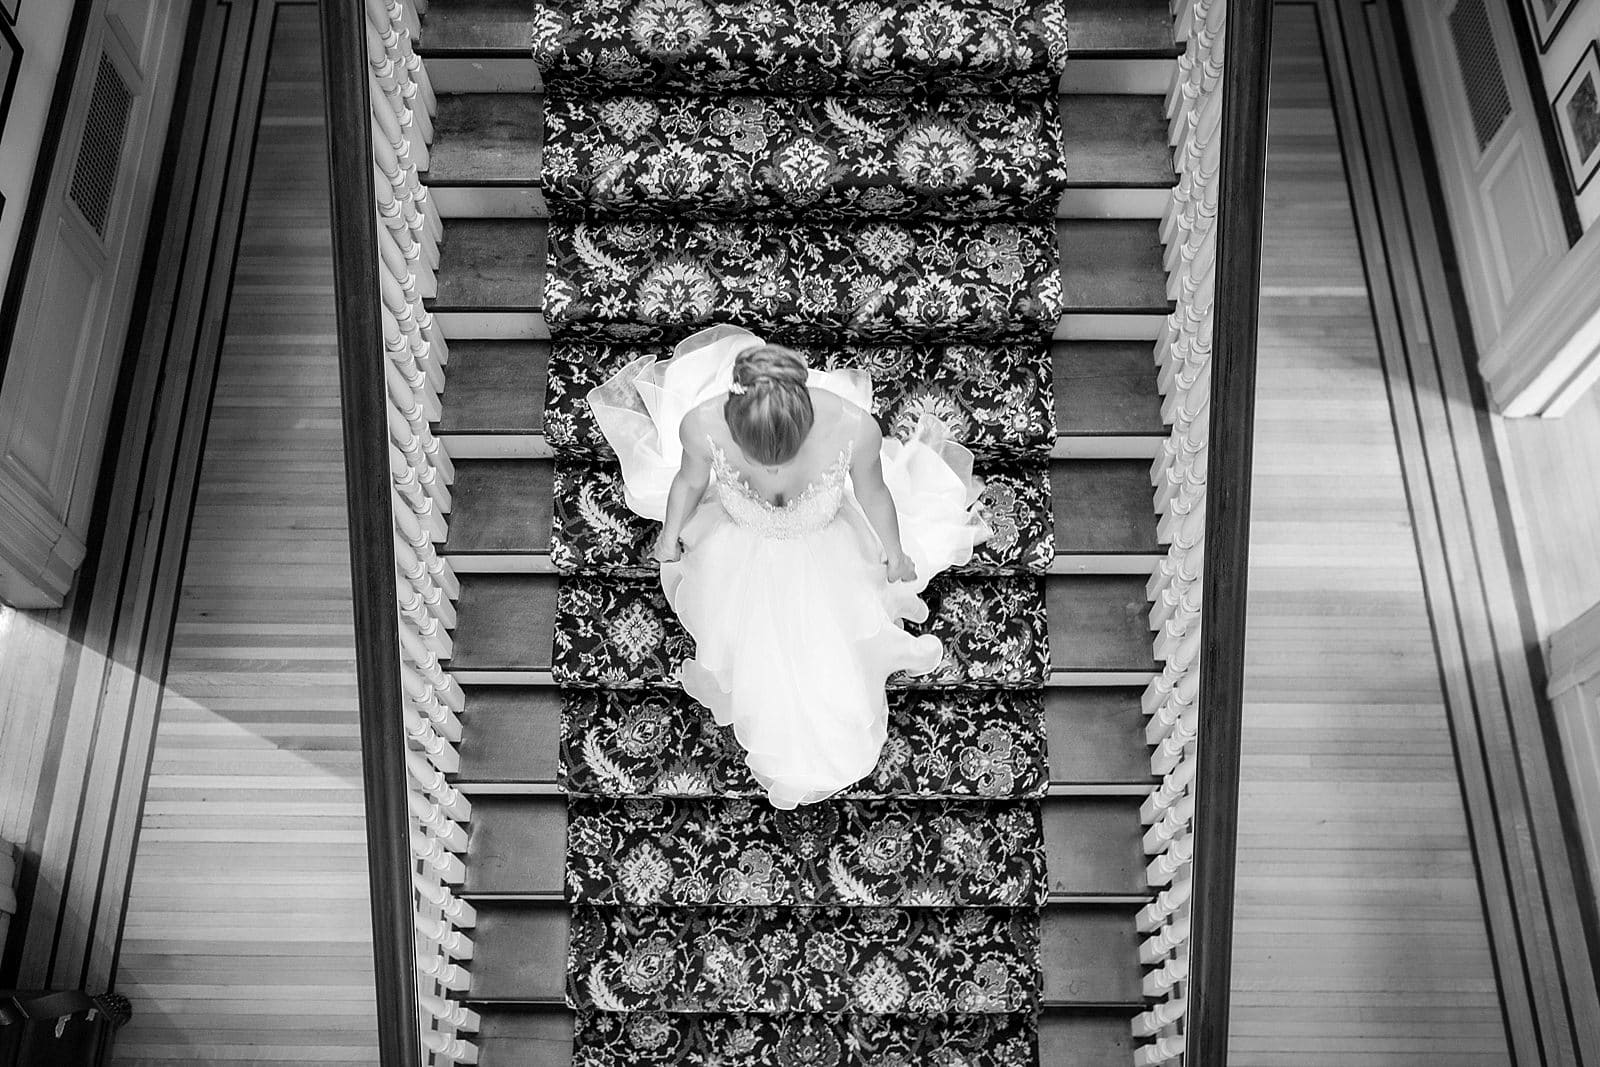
(587, 325, 990, 808)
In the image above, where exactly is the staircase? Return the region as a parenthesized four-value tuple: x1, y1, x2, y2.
(408, 1, 1183, 1062)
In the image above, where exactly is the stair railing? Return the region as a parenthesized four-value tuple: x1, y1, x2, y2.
(323, 1, 474, 1064)
(1138, 0, 1270, 1064)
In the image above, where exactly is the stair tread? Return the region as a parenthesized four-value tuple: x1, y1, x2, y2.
(1056, 340, 1166, 437)
(465, 902, 1143, 1007)
(457, 687, 564, 785)
(433, 218, 545, 309)
(571, 1010, 1037, 1065)
(426, 94, 1173, 212)
(461, 794, 1146, 901)
(427, 93, 541, 184)
(458, 687, 1050, 798)
(1059, 219, 1168, 309)
(1047, 689, 1158, 786)
(436, 339, 1168, 440)
(446, 456, 1156, 563)
(419, 0, 1177, 60)
(539, 218, 1068, 342)
(470, 1005, 1141, 1067)
(429, 219, 1170, 333)
(1063, 95, 1175, 187)
(471, 1006, 1141, 1067)
(564, 796, 1047, 906)
(539, 340, 1059, 461)
(455, 685, 1156, 793)
(436, 341, 549, 435)
(567, 903, 1041, 1013)
(447, 573, 1157, 674)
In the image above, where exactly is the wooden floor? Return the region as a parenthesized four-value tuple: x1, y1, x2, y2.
(1228, 8, 1511, 1062)
(110, 8, 381, 1064)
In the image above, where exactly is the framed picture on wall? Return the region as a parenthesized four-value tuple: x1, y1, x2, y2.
(0, 15, 19, 142)
(1553, 41, 1600, 193)
(1525, 0, 1580, 51)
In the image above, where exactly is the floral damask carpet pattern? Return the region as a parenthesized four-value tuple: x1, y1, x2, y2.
(537, 1, 1068, 1058)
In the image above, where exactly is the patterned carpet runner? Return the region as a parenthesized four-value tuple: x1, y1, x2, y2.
(538, 0, 1070, 1060)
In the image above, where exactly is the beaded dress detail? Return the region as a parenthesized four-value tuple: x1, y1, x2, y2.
(706, 439, 854, 541)
(587, 324, 990, 808)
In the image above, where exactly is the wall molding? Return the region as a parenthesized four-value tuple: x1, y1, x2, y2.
(1480, 221, 1600, 416)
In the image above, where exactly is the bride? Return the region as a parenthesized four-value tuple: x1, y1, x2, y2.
(587, 324, 990, 809)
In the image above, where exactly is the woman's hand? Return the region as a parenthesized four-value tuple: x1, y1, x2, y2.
(651, 531, 684, 565)
(885, 551, 917, 584)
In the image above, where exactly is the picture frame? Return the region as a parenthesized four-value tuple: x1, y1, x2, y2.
(0, 16, 17, 144)
(1525, 0, 1580, 52)
(1553, 41, 1600, 194)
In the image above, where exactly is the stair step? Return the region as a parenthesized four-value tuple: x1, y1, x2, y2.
(561, 797, 1046, 907)
(465, 902, 1144, 1008)
(1056, 340, 1166, 441)
(541, 218, 1063, 342)
(1046, 689, 1159, 788)
(429, 94, 1173, 220)
(445, 574, 1158, 681)
(444, 457, 1158, 574)
(427, 218, 1170, 342)
(468, 1004, 1142, 1066)
(454, 685, 1157, 796)
(459, 795, 1148, 902)
(435, 339, 1169, 459)
(538, 339, 1059, 462)
(528, 0, 1069, 98)
(545, 575, 1053, 688)
(570, 1010, 1037, 1066)
(568, 904, 1040, 1014)
(459, 687, 1050, 798)
(417, 0, 1178, 65)
(543, 94, 1068, 219)
(475, 1009, 572, 1067)
(554, 459, 1055, 575)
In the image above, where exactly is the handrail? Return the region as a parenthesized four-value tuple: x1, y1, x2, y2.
(321, 0, 470, 1064)
(1134, 0, 1270, 1063)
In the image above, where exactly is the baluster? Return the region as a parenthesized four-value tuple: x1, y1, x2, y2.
(1138, 876, 1193, 932)
(1140, 914, 1192, 965)
(1133, 997, 1187, 1038)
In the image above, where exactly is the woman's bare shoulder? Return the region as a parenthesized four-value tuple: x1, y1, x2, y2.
(678, 398, 726, 454)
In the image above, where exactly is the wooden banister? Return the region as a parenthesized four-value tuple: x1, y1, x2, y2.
(1136, 0, 1271, 1062)
(323, 0, 470, 1063)
(320, 2, 423, 1065)
(1187, 0, 1271, 1062)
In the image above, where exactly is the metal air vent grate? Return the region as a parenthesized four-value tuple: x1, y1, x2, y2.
(1448, 0, 1512, 153)
(68, 54, 134, 238)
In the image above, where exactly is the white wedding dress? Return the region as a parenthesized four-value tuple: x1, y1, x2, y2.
(587, 324, 991, 808)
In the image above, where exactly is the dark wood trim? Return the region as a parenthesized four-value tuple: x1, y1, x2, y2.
(1187, 2, 1274, 1063)
(0, 0, 95, 383)
(318, 4, 423, 1065)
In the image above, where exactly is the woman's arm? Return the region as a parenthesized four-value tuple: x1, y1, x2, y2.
(652, 411, 713, 564)
(848, 412, 917, 583)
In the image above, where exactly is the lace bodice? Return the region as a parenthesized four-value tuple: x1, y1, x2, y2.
(707, 437, 854, 540)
